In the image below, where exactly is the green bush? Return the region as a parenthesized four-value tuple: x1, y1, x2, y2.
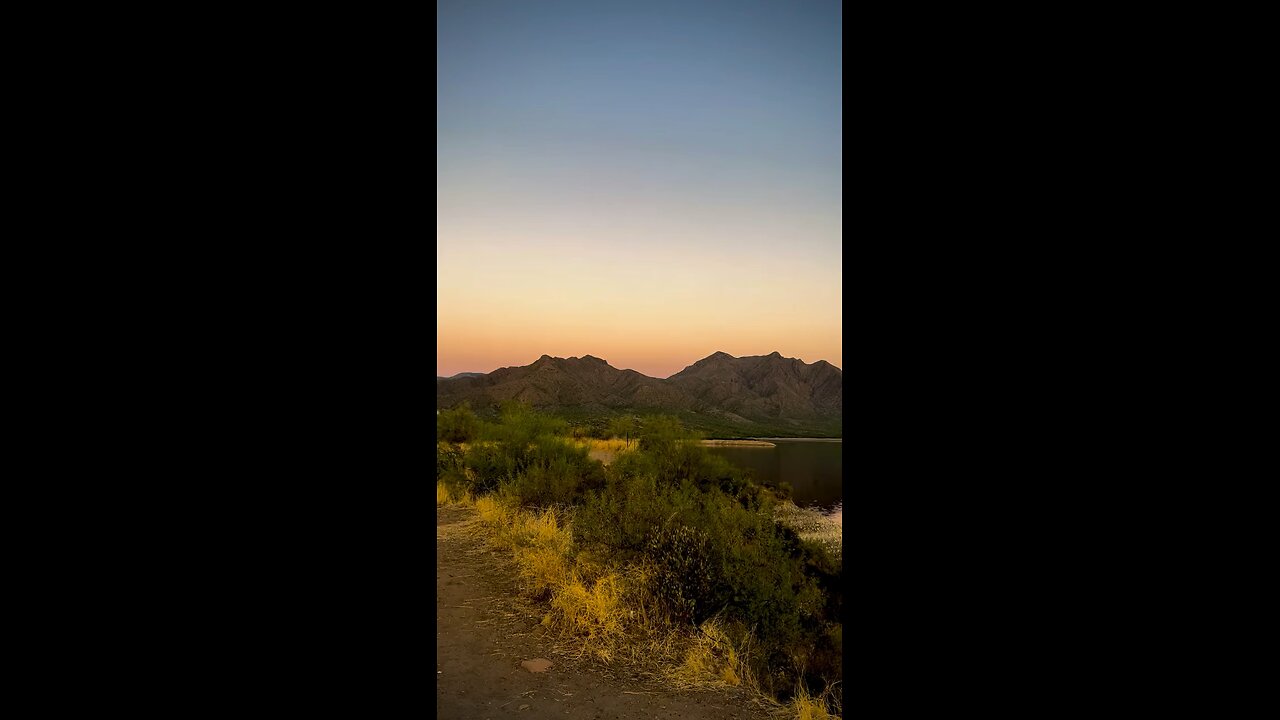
(574, 473, 691, 559)
(505, 437, 606, 507)
(645, 523, 717, 624)
(436, 441, 464, 479)
(462, 443, 517, 494)
(437, 404, 481, 443)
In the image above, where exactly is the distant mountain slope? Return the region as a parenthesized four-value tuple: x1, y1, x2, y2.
(436, 352, 841, 435)
(667, 351, 842, 419)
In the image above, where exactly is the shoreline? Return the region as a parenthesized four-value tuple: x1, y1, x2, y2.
(748, 437, 842, 442)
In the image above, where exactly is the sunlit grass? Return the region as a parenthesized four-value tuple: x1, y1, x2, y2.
(548, 571, 626, 661)
(787, 683, 841, 720)
(570, 438, 634, 452)
(668, 618, 743, 689)
(474, 494, 514, 530)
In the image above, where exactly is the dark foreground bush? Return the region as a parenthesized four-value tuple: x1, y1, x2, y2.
(645, 523, 716, 624)
(504, 437, 606, 507)
(436, 441, 463, 479)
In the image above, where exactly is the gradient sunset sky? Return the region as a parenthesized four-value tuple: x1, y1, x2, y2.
(438, 0, 841, 379)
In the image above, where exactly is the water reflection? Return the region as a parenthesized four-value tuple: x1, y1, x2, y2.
(705, 440, 842, 509)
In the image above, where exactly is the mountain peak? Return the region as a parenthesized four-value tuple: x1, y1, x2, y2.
(767, 351, 783, 358)
(706, 351, 734, 361)
(581, 354, 607, 364)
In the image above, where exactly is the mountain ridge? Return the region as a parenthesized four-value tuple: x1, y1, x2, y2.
(436, 351, 841, 436)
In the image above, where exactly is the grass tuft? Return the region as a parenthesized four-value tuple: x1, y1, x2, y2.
(669, 619, 743, 689)
(547, 571, 626, 661)
(788, 683, 839, 720)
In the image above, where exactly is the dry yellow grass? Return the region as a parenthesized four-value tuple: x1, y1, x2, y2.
(474, 494, 515, 531)
(665, 614, 747, 686)
(516, 546, 573, 597)
(515, 508, 571, 553)
(509, 509, 576, 597)
(787, 684, 840, 720)
(571, 438, 634, 453)
(547, 571, 626, 661)
(470, 497, 632, 662)
(667, 619, 744, 689)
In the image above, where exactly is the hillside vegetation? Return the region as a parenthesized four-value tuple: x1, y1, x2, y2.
(437, 402, 842, 718)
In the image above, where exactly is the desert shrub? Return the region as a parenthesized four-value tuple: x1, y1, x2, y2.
(605, 448, 658, 482)
(463, 442, 518, 494)
(576, 470, 821, 656)
(608, 415, 638, 446)
(684, 450, 764, 508)
(636, 415, 696, 475)
(646, 523, 718, 624)
(436, 441, 464, 479)
(574, 474, 699, 561)
(573, 476, 649, 557)
(630, 419, 761, 509)
(639, 489, 834, 699)
(506, 437, 606, 507)
(437, 403, 481, 443)
(492, 401, 569, 445)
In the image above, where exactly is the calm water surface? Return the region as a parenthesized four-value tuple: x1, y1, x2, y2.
(704, 439, 842, 509)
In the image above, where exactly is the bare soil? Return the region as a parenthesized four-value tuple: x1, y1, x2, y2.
(436, 505, 773, 719)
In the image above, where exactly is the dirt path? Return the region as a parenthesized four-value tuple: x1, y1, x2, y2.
(436, 505, 773, 719)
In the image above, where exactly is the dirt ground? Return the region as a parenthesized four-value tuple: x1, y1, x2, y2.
(436, 505, 773, 719)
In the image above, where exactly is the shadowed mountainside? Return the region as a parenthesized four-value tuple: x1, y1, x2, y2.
(436, 352, 842, 436)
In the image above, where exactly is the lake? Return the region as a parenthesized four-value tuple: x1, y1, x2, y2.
(704, 439, 842, 510)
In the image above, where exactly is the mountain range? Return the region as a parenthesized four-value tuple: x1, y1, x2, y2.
(436, 351, 842, 437)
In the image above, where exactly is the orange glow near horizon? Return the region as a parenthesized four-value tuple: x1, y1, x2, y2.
(437, 229, 842, 379)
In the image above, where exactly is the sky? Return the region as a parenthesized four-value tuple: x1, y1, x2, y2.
(438, 0, 841, 379)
